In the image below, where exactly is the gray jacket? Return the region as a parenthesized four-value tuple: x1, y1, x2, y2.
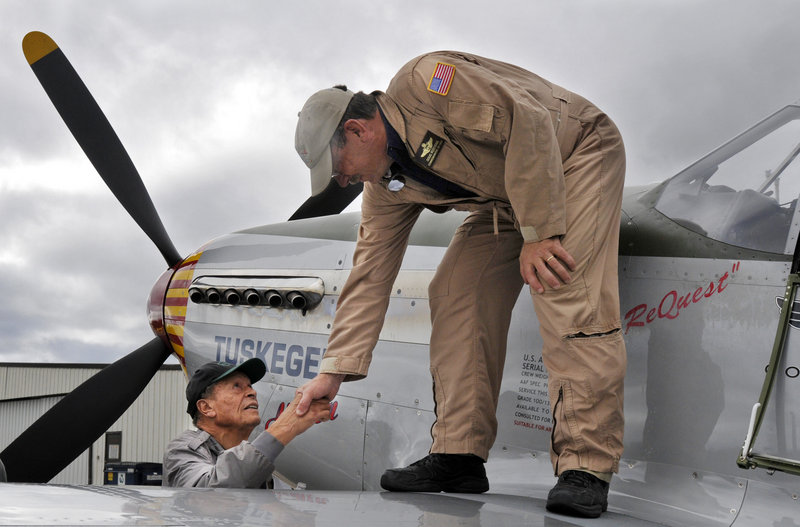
(162, 428, 283, 488)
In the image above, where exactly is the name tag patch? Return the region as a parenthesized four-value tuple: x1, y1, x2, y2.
(415, 132, 445, 168)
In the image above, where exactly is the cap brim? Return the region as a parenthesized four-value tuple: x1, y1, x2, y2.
(213, 358, 267, 385)
(310, 145, 333, 197)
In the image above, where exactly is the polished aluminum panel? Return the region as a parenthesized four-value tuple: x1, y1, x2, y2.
(610, 461, 745, 526)
(734, 477, 800, 526)
(620, 257, 794, 482)
(182, 267, 435, 345)
(0, 483, 669, 526)
(363, 400, 436, 490)
(181, 322, 435, 407)
(196, 231, 446, 272)
(266, 387, 367, 491)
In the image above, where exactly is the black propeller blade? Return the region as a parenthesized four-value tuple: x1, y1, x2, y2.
(0, 338, 171, 483)
(22, 31, 182, 267)
(0, 32, 181, 483)
(289, 178, 363, 220)
(3, 31, 357, 483)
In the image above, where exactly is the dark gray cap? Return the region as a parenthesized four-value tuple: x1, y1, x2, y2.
(185, 358, 266, 417)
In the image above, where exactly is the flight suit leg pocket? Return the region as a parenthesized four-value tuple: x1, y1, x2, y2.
(558, 332, 626, 472)
(429, 222, 474, 300)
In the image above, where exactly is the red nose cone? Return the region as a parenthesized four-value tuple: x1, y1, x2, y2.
(149, 252, 203, 367)
(148, 266, 174, 344)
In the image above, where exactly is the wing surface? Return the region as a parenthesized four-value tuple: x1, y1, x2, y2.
(0, 483, 665, 526)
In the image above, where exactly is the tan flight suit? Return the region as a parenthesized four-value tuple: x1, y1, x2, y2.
(319, 51, 626, 476)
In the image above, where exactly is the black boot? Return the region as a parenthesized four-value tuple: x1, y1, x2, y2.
(546, 470, 609, 518)
(380, 454, 489, 493)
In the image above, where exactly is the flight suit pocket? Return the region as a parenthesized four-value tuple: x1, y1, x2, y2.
(447, 101, 507, 147)
(443, 102, 507, 193)
(448, 101, 495, 132)
(428, 223, 473, 300)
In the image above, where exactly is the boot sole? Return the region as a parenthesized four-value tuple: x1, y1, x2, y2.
(546, 499, 607, 518)
(380, 474, 489, 494)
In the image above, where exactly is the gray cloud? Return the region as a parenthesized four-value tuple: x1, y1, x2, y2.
(3, 0, 800, 365)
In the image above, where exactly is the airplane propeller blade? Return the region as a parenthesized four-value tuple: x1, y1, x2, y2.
(1, 33, 182, 483)
(288, 179, 363, 220)
(0, 338, 171, 483)
(22, 31, 182, 267)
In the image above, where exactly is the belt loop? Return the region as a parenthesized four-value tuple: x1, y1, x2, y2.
(492, 203, 499, 236)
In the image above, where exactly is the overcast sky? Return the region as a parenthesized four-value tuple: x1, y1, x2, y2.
(2, 0, 800, 365)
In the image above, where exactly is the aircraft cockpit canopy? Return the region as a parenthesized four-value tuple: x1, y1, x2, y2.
(656, 104, 800, 254)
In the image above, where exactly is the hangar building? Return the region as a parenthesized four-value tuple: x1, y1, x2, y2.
(0, 363, 191, 485)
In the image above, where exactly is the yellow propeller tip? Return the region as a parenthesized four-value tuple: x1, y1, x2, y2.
(23, 31, 58, 65)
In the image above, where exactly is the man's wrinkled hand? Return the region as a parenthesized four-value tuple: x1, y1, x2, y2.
(268, 392, 332, 445)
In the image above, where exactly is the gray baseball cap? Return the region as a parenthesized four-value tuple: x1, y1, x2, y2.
(295, 87, 355, 196)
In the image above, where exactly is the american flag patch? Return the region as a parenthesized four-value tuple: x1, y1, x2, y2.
(427, 62, 455, 96)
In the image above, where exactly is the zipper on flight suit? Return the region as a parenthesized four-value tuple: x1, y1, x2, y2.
(551, 386, 564, 475)
(442, 128, 478, 171)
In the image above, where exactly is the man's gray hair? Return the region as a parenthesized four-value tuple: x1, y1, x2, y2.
(330, 86, 379, 148)
(191, 383, 218, 426)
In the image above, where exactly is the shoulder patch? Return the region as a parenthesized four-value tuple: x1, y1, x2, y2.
(427, 62, 455, 96)
(415, 132, 445, 168)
